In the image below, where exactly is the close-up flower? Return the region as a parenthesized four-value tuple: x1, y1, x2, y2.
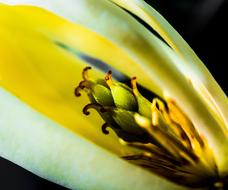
(0, 0, 227, 190)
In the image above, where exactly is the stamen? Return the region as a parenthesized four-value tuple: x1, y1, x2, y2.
(83, 103, 106, 115)
(74, 86, 82, 97)
(78, 81, 86, 89)
(173, 122, 192, 150)
(101, 123, 110, 134)
(151, 108, 160, 126)
(122, 141, 180, 164)
(151, 98, 193, 150)
(131, 76, 139, 95)
(105, 70, 113, 86)
(167, 99, 205, 148)
(74, 81, 86, 97)
(82, 66, 92, 80)
(135, 114, 177, 158)
(135, 113, 198, 163)
(152, 98, 167, 114)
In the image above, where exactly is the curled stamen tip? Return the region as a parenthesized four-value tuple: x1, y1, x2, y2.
(75, 81, 87, 97)
(84, 66, 92, 70)
(83, 66, 92, 73)
(101, 123, 110, 134)
(83, 107, 90, 115)
(82, 103, 106, 116)
(74, 87, 81, 97)
(83, 104, 93, 115)
(79, 81, 86, 89)
(82, 66, 92, 80)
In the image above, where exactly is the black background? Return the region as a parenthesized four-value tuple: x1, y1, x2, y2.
(0, 0, 227, 189)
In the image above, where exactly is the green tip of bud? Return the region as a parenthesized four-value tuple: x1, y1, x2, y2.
(131, 77, 152, 118)
(105, 71, 138, 111)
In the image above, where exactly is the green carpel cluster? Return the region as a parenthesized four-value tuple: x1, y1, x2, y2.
(75, 67, 151, 143)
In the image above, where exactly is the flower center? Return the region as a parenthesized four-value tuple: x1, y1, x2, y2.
(75, 67, 222, 188)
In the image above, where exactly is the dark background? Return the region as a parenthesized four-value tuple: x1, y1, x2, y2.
(1, 0, 227, 189)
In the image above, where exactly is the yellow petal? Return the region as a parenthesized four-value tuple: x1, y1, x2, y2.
(0, 4, 189, 189)
(1, 0, 227, 181)
(0, 3, 127, 154)
(0, 88, 187, 190)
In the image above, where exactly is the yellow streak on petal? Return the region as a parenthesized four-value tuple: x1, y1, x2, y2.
(0, 87, 188, 190)
(0, 4, 130, 154)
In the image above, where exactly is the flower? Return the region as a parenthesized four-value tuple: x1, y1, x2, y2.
(0, 0, 227, 190)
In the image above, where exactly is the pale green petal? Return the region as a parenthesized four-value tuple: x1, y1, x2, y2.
(0, 88, 189, 190)
(110, 0, 228, 131)
(1, 0, 227, 180)
(14, 0, 227, 175)
(0, 3, 129, 154)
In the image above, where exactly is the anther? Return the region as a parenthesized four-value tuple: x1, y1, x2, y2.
(105, 70, 113, 86)
(74, 81, 87, 97)
(101, 123, 110, 134)
(79, 81, 87, 89)
(131, 77, 137, 88)
(74, 86, 82, 97)
(83, 103, 106, 115)
(131, 76, 139, 95)
(82, 66, 92, 80)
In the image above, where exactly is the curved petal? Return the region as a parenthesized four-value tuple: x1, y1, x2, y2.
(1, 0, 227, 178)
(10, 0, 227, 175)
(0, 4, 130, 154)
(110, 0, 228, 141)
(0, 88, 187, 190)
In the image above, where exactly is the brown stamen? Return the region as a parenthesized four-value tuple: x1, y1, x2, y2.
(82, 66, 92, 80)
(105, 70, 113, 86)
(101, 123, 110, 134)
(83, 103, 106, 115)
(74, 81, 87, 97)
